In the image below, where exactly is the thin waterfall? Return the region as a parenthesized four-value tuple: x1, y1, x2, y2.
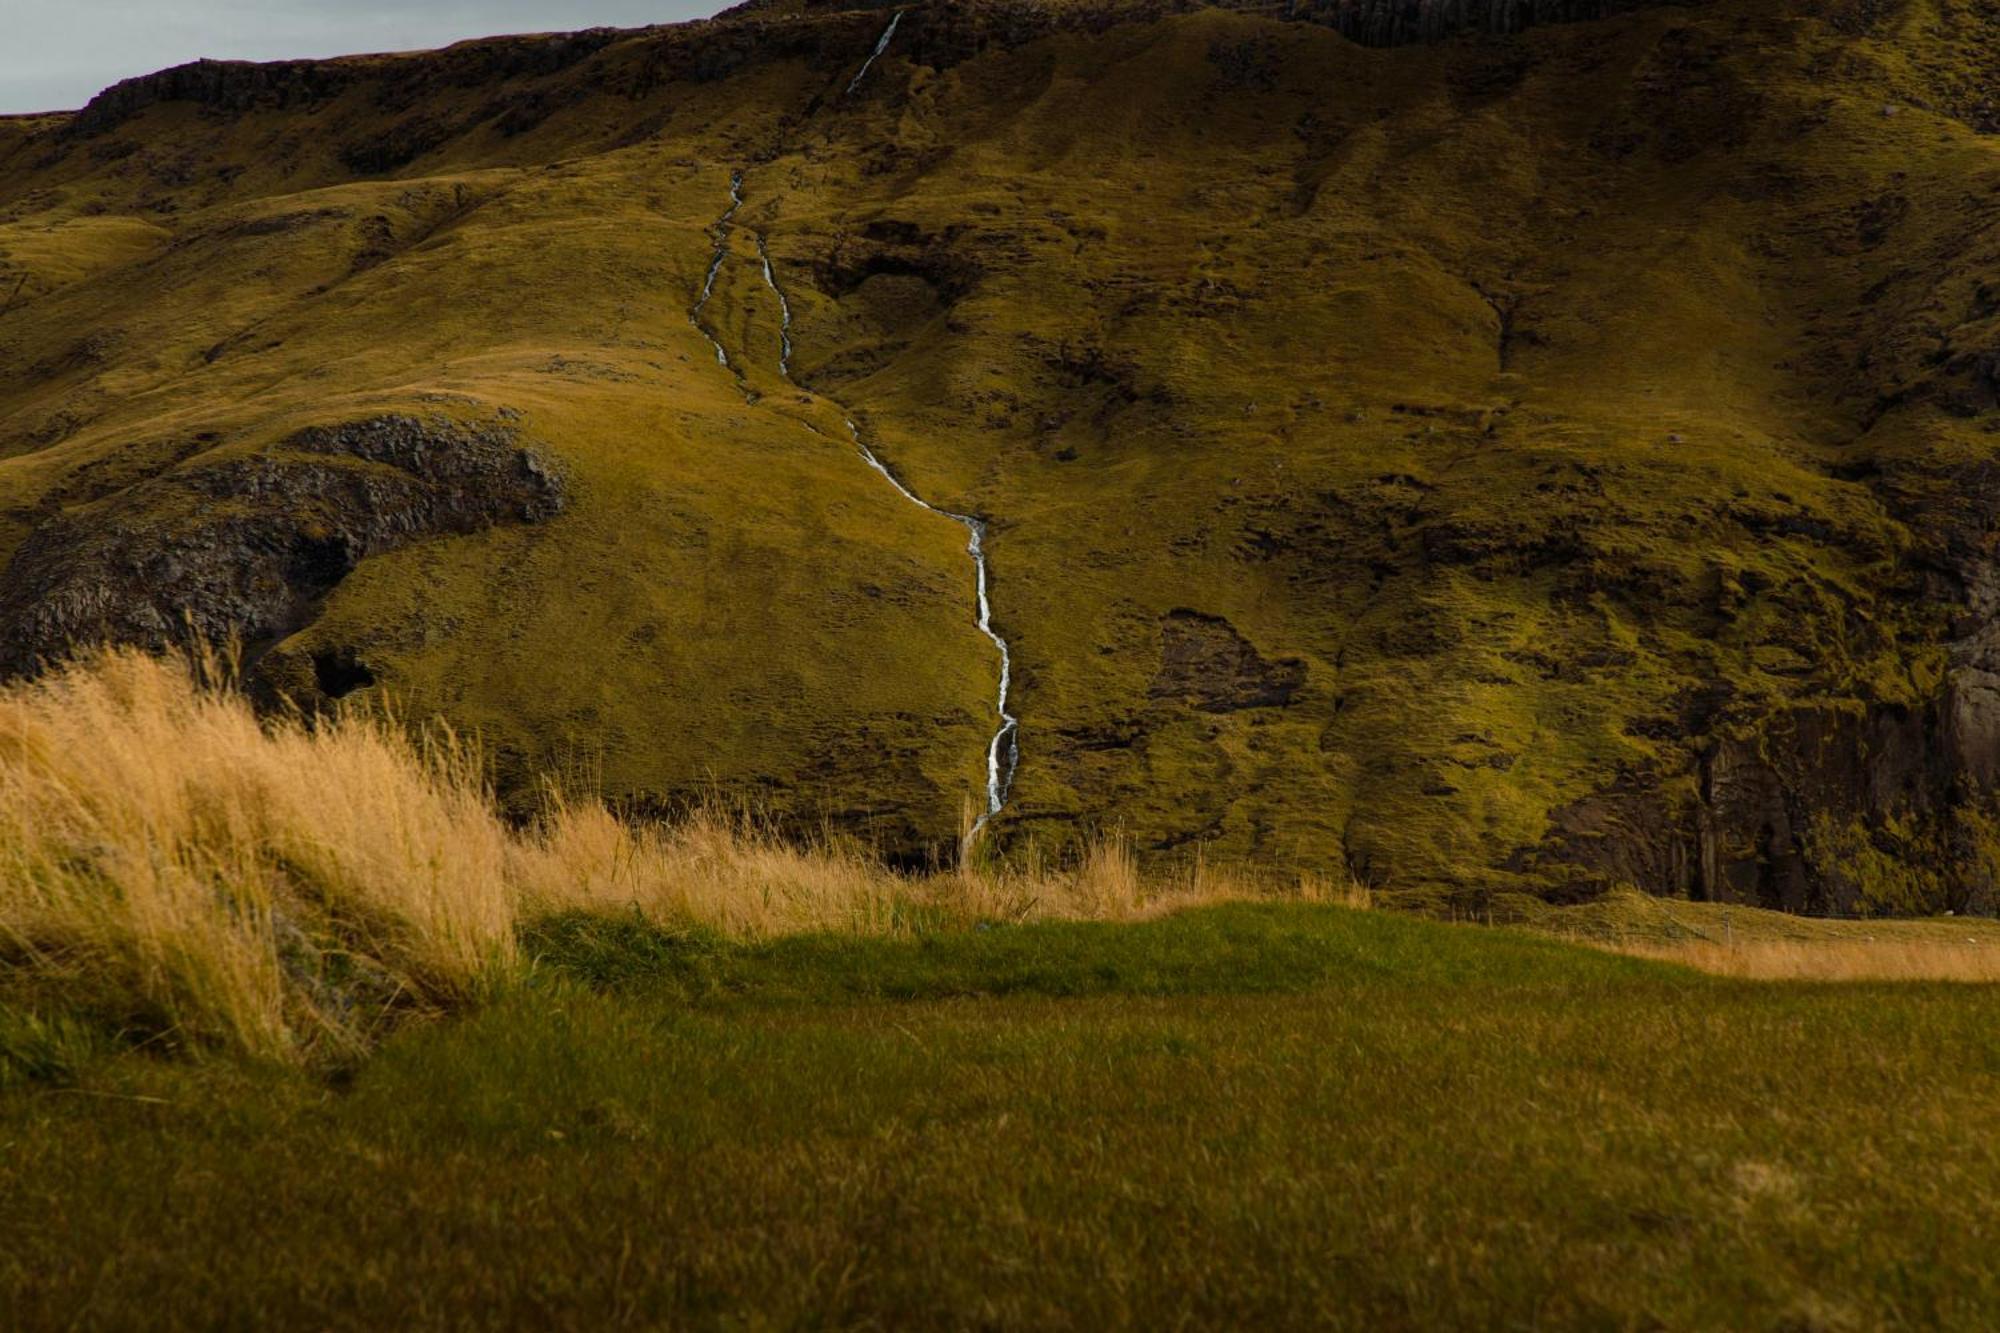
(740, 204, 1022, 840)
(846, 10, 905, 95)
(689, 171, 743, 368)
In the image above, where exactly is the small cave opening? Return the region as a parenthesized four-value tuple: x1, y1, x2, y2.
(312, 648, 377, 700)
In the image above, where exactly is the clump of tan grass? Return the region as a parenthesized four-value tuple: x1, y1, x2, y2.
(0, 649, 518, 1061)
(0, 649, 1355, 1063)
(1529, 887, 2000, 983)
(1615, 938, 2000, 983)
(513, 805, 1365, 940)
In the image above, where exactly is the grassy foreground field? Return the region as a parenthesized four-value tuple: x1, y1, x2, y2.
(8, 653, 2000, 1328)
(8, 906, 2000, 1330)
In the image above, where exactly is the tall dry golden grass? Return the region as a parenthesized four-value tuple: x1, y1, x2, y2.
(1615, 938, 2000, 983)
(1533, 888, 2000, 982)
(0, 650, 1351, 1061)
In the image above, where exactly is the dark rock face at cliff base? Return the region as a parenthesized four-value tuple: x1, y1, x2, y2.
(0, 416, 566, 682)
(1522, 706, 2000, 917)
(1517, 446, 2000, 918)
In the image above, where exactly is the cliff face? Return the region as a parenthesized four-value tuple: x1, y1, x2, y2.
(1531, 445, 2000, 917)
(61, 0, 1656, 139)
(0, 416, 566, 681)
(65, 28, 633, 136)
(1296, 0, 1644, 43)
(3, 0, 1998, 907)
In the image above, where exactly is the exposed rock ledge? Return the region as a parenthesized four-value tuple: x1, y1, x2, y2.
(59, 0, 1663, 141)
(1520, 455, 2000, 918)
(0, 414, 567, 680)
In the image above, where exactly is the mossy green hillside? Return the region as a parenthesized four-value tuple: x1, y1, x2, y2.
(2, 0, 1997, 895)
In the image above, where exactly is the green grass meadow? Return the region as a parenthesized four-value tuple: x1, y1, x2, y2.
(7, 905, 1999, 1329)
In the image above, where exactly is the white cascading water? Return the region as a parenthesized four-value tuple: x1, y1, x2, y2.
(846, 10, 905, 96)
(741, 213, 1021, 836)
(836, 416, 1020, 835)
(689, 171, 743, 368)
(755, 233, 794, 378)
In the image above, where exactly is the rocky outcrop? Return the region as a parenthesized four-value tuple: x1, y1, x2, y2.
(1292, 0, 1652, 44)
(1151, 610, 1306, 712)
(0, 415, 566, 678)
(787, 0, 1665, 76)
(66, 60, 361, 134)
(66, 30, 631, 136)
(1524, 445, 2000, 917)
(1523, 703, 1985, 915)
(60, 0, 1668, 144)
(816, 219, 985, 305)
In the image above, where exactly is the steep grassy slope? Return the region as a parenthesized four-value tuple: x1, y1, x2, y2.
(3, 0, 1998, 905)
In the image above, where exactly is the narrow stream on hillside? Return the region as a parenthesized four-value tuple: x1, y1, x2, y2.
(756, 234, 795, 378)
(831, 414, 1020, 837)
(690, 171, 743, 369)
(691, 174, 1020, 841)
(847, 11, 905, 95)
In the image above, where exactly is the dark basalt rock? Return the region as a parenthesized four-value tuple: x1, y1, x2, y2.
(1291, 0, 1649, 45)
(0, 414, 566, 680)
(808, 0, 1660, 80)
(1151, 610, 1306, 712)
(58, 0, 1668, 148)
(66, 30, 631, 137)
(816, 221, 985, 305)
(1524, 450, 2000, 917)
(66, 59, 361, 135)
(1523, 706, 1965, 914)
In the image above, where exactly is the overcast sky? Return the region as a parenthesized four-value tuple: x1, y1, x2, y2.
(0, 1, 725, 114)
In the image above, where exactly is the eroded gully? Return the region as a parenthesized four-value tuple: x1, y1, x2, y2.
(693, 171, 1021, 842)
